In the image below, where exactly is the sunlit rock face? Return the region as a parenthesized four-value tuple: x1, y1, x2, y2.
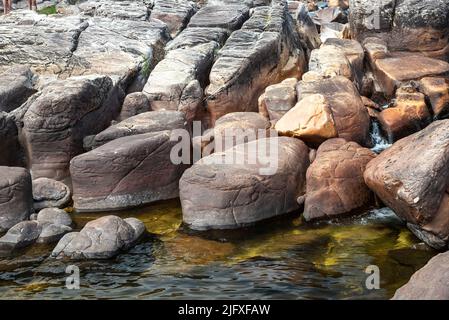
(364, 120, 449, 250)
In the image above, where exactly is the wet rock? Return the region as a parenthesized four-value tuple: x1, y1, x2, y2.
(364, 120, 449, 249)
(377, 86, 431, 142)
(151, 0, 198, 37)
(0, 112, 23, 166)
(32, 178, 72, 210)
(419, 77, 449, 119)
(36, 208, 72, 228)
(0, 167, 33, 233)
(180, 137, 310, 230)
(206, 0, 306, 124)
(70, 131, 186, 212)
(350, 0, 449, 60)
(258, 78, 297, 122)
(0, 221, 41, 256)
(22, 75, 122, 180)
(51, 215, 145, 260)
(37, 223, 72, 244)
(118, 92, 151, 122)
(393, 251, 449, 300)
(90, 111, 187, 149)
(296, 76, 371, 146)
(303, 138, 376, 222)
(0, 65, 36, 113)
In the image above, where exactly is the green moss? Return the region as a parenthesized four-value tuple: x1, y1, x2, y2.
(37, 5, 57, 15)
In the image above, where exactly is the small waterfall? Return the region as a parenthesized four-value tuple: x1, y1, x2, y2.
(370, 121, 391, 154)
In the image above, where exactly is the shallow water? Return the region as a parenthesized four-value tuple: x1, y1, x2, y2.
(0, 201, 436, 299)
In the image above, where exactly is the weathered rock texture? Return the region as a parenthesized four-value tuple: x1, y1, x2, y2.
(0, 221, 41, 256)
(0, 112, 23, 166)
(419, 77, 449, 119)
(32, 178, 72, 210)
(52, 215, 145, 260)
(258, 78, 297, 122)
(303, 138, 376, 222)
(364, 120, 449, 249)
(22, 75, 122, 180)
(36, 207, 73, 244)
(180, 137, 310, 230)
(206, 0, 306, 124)
(0, 167, 33, 233)
(118, 92, 151, 122)
(393, 251, 449, 300)
(0, 65, 36, 113)
(71, 131, 186, 212)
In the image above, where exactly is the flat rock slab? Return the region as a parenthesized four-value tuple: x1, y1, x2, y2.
(187, 4, 249, 30)
(180, 137, 310, 230)
(71, 131, 187, 212)
(364, 120, 449, 249)
(0, 167, 33, 233)
(51, 215, 145, 260)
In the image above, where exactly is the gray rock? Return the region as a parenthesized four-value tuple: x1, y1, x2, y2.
(118, 92, 151, 121)
(51, 215, 146, 260)
(151, 0, 198, 38)
(70, 131, 187, 212)
(32, 178, 72, 210)
(37, 223, 72, 244)
(0, 65, 36, 112)
(0, 167, 33, 233)
(0, 221, 41, 256)
(180, 137, 310, 230)
(37, 208, 73, 227)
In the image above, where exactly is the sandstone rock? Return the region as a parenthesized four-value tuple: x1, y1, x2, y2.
(206, 1, 306, 124)
(364, 120, 449, 249)
(377, 87, 431, 142)
(275, 94, 338, 147)
(350, 0, 449, 60)
(419, 77, 449, 119)
(294, 3, 321, 57)
(78, 0, 151, 21)
(37, 223, 73, 244)
(118, 92, 151, 122)
(70, 131, 186, 212)
(32, 178, 72, 210)
(0, 65, 36, 112)
(151, 0, 198, 37)
(308, 45, 352, 80)
(180, 137, 310, 230)
(90, 111, 187, 149)
(319, 22, 350, 42)
(51, 215, 145, 260)
(36, 208, 72, 227)
(258, 78, 297, 122)
(362, 96, 381, 118)
(0, 167, 33, 233)
(303, 138, 376, 222)
(392, 251, 449, 300)
(187, 4, 249, 30)
(0, 221, 41, 256)
(0, 112, 22, 166)
(296, 76, 371, 146)
(22, 75, 122, 180)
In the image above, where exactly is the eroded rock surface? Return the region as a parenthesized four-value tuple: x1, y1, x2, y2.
(0, 65, 36, 113)
(32, 178, 72, 210)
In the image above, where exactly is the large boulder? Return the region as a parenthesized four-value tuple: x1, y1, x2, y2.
(32, 178, 72, 210)
(0, 221, 41, 256)
(0, 167, 33, 233)
(70, 131, 186, 212)
(419, 77, 449, 119)
(303, 138, 376, 222)
(51, 215, 145, 260)
(36, 208, 73, 244)
(22, 75, 122, 180)
(364, 120, 449, 249)
(117, 92, 151, 122)
(151, 0, 198, 37)
(258, 78, 297, 122)
(392, 251, 449, 300)
(180, 137, 310, 230)
(0, 65, 36, 112)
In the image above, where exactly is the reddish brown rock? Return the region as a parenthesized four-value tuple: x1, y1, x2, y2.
(303, 138, 376, 222)
(419, 77, 449, 119)
(118, 92, 151, 121)
(258, 78, 297, 122)
(364, 120, 449, 249)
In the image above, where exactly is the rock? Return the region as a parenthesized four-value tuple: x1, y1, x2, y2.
(350, 0, 449, 60)
(392, 251, 449, 300)
(377, 86, 432, 142)
(293, 3, 321, 56)
(0, 112, 23, 166)
(89, 111, 187, 149)
(36, 208, 72, 227)
(187, 4, 249, 30)
(151, 0, 198, 38)
(296, 76, 371, 146)
(0, 167, 33, 233)
(32, 178, 72, 210)
(258, 78, 297, 122)
(0, 221, 41, 256)
(70, 131, 186, 212)
(364, 120, 449, 249)
(319, 22, 350, 43)
(0, 65, 36, 112)
(180, 137, 310, 230)
(308, 45, 352, 81)
(303, 138, 376, 222)
(419, 77, 449, 119)
(22, 75, 122, 180)
(118, 92, 151, 122)
(328, 0, 349, 10)
(37, 223, 72, 244)
(78, 0, 151, 21)
(51, 215, 145, 260)
(275, 94, 338, 147)
(362, 96, 381, 118)
(205, 1, 306, 124)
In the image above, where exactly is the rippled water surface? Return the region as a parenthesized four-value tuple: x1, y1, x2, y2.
(0, 201, 436, 299)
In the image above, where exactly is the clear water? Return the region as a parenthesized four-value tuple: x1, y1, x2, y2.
(0, 201, 436, 300)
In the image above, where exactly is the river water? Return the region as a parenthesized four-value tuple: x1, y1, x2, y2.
(0, 200, 436, 299)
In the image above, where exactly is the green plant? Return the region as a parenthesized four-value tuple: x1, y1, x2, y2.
(37, 5, 58, 15)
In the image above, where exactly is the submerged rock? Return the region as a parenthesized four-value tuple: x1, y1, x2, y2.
(32, 178, 72, 210)
(0, 167, 33, 233)
(51, 215, 145, 260)
(303, 138, 376, 222)
(0, 221, 41, 256)
(364, 120, 449, 249)
(180, 137, 310, 230)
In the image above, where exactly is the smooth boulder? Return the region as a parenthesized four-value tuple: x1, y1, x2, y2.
(32, 178, 72, 210)
(0, 221, 41, 256)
